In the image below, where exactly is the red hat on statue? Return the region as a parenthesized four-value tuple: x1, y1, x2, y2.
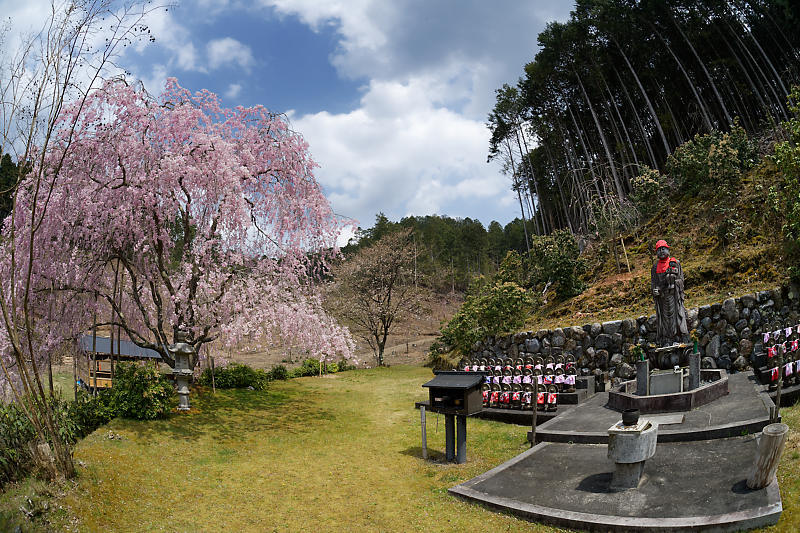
(655, 239, 670, 251)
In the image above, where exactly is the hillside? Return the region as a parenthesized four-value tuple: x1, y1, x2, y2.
(527, 156, 788, 331)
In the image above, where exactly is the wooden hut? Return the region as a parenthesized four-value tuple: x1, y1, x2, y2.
(78, 335, 162, 390)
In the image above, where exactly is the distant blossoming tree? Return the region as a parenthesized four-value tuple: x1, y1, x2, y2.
(11, 78, 354, 377)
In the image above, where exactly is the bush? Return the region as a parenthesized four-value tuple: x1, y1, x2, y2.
(326, 362, 339, 374)
(0, 401, 36, 486)
(0, 392, 115, 487)
(335, 359, 356, 372)
(666, 122, 756, 195)
(113, 362, 174, 420)
(527, 229, 586, 299)
(436, 276, 533, 357)
(773, 86, 800, 277)
(66, 389, 117, 440)
(290, 358, 323, 378)
(629, 166, 669, 217)
(198, 362, 270, 390)
(268, 364, 289, 381)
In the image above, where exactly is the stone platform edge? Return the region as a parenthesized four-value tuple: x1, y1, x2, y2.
(449, 443, 782, 532)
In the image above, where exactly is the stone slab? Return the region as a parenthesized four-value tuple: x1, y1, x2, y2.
(531, 372, 774, 444)
(647, 414, 685, 426)
(450, 437, 782, 532)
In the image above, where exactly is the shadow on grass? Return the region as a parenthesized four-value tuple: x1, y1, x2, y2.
(400, 445, 448, 463)
(123, 385, 340, 443)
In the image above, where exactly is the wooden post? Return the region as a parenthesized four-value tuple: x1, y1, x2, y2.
(747, 423, 789, 489)
(72, 349, 77, 400)
(774, 346, 784, 423)
(620, 236, 631, 273)
(91, 309, 97, 396)
(210, 356, 216, 393)
(530, 379, 538, 448)
(420, 405, 428, 459)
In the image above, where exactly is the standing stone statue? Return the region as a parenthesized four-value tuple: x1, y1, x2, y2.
(651, 239, 688, 346)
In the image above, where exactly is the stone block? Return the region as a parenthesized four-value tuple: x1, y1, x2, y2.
(707, 335, 721, 359)
(524, 338, 540, 353)
(595, 349, 609, 369)
(595, 333, 613, 350)
(590, 323, 602, 336)
(739, 339, 754, 357)
(621, 318, 637, 337)
(602, 320, 622, 336)
(722, 298, 739, 322)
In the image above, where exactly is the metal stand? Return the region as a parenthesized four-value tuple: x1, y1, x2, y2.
(445, 414, 455, 462)
(456, 415, 466, 464)
(420, 405, 428, 459)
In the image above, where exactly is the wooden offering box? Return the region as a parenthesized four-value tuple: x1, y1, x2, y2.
(423, 371, 485, 415)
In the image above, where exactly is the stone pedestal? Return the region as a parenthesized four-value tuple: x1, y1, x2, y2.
(689, 352, 701, 391)
(608, 421, 658, 490)
(636, 360, 649, 396)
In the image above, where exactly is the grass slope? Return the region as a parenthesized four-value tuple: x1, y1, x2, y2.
(50, 367, 556, 532)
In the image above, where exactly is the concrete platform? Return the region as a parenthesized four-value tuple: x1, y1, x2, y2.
(531, 372, 775, 444)
(414, 400, 573, 425)
(450, 437, 782, 532)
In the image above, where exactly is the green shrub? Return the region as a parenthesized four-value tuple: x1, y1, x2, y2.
(291, 358, 323, 377)
(198, 362, 270, 390)
(326, 362, 339, 374)
(666, 122, 756, 195)
(66, 389, 117, 440)
(113, 362, 174, 420)
(527, 229, 586, 299)
(436, 276, 533, 357)
(335, 359, 356, 372)
(268, 364, 289, 381)
(629, 166, 669, 217)
(0, 401, 36, 486)
(773, 86, 800, 277)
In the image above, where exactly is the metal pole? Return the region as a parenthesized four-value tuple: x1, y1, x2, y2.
(420, 405, 428, 459)
(456, 415, 467, 464)
(445, 414, 455, 462)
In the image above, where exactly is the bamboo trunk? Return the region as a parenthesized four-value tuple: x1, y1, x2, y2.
(746, 423, 788, 489)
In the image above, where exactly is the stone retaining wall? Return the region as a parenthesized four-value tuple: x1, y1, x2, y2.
(468, 285, 800, 382)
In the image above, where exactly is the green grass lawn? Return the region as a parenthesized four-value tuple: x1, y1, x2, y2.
(4, 366, 800, 531)
(58, 366, 556, 532)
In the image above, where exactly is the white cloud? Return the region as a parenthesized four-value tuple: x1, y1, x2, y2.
(207, 37, 255, 71)
(293, 76, 510, 226)
(257, 0, 573, 225)
(135, 64, 168, 96)
(225, 83, 243, 99)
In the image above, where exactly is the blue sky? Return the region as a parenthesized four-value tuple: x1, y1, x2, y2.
(5, 0, 574, 240)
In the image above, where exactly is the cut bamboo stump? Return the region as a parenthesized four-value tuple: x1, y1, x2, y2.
(747, 423, 789, 490)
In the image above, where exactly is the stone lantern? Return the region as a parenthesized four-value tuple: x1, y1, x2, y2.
(169, 330, 195, 411)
